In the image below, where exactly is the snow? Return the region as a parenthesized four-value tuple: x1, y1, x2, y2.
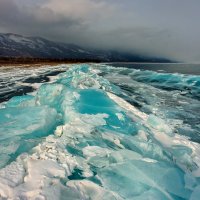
(8, 34, 33, 44)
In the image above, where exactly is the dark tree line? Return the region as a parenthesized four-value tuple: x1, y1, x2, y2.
(0, 57, 101, 64)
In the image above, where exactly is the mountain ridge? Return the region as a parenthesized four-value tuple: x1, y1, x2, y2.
(0, 33, 173, 62)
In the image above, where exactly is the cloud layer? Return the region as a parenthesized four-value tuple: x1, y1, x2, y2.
(0, 0, 200, 62)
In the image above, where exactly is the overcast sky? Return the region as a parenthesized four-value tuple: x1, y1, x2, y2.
(0, 0, 200, 62)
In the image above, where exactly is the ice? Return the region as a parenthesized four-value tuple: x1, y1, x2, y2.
(190, 186, 200, 200)
(129, 70, 200, 101)
(0, 106, 58, 167)
(0, 156, 26, 187)
(6, 95, 35, 107)
(76, 89, 137, 135)
(36, 83, 66, 114)
(110, 88, 200, 175)
(147, 115, 174, 136)
(0, 64, 200, 199)
(98, 160, 191, 199)
(56, 65, 120, 93)
(101, 65, 200, 140)
(67, 180, 123, 200)
(0, 106, 58, 140)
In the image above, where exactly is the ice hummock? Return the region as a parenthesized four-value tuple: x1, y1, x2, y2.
(0, 106, 58, 168)
(0, 64, 200, 199)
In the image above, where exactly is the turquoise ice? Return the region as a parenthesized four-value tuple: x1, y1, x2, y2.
(0, 64, 199, 199)
(0, 106, 58, 168)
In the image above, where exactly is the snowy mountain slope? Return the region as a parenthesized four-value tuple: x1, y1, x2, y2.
(0, 33, 171, 62)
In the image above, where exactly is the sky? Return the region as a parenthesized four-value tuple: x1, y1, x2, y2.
(0, 0, 200, 62)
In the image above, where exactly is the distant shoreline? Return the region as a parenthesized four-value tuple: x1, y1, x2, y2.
(0, 57, 177, 67)
(0, 57, 101, 67)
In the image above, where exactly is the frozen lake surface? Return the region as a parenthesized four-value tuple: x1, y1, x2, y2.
(0, 63, 200, 199)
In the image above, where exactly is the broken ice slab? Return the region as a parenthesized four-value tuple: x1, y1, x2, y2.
(76, 89, 138, 135)
(0, 106, 58, 168)
(6, 95, 35, 107)
(36, 83, 66, 113)
(98, 159, 192, 200)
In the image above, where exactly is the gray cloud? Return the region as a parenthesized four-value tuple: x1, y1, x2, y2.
(0, 0, 200, 62)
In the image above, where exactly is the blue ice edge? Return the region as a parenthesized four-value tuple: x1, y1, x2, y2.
(0, 64, 200, 199)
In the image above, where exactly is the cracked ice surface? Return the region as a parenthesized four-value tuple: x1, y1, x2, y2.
(0, 64, 200, 199)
